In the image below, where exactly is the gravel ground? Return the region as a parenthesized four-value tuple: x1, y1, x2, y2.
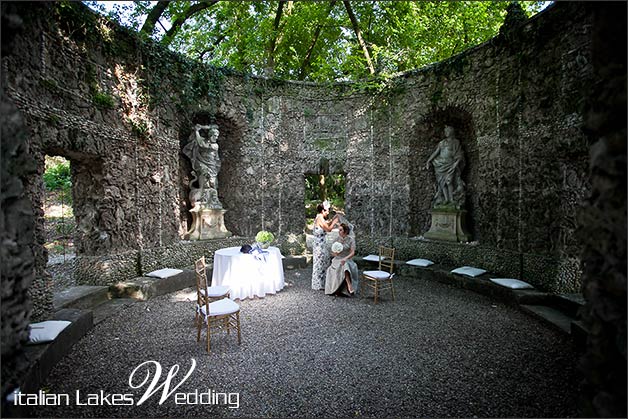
(32, 267, 583, 418)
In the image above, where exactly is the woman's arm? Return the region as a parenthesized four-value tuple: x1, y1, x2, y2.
(317, 214, 338, 232)
(340, 240, 355, 264)
(315, 214, 336, 232)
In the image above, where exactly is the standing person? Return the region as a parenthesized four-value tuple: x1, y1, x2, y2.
(311, 202, 339, 290)
(325, 223, 359, 296)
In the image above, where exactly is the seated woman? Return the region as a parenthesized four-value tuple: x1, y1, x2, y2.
(325, 223, 359, 297)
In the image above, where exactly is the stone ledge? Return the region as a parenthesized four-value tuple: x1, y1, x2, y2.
(109, 269, 196, 301)
(520, 304, 574, 334)
(356, 257, 520, 303)
(282, 255, 310, 270)
(361, 259, 587, 345)
(52, 285, 110, 311)
(21, 308, 94, 394)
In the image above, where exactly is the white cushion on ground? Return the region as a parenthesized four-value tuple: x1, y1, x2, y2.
(451, 266, 487, 277)
(199, 298, 240, 317)
(28, 320, 71, 344)
(406, 258, 434, 267)
(363, 270, 393, 279)
(490, 278, 534, 289)
(362, 254, 381, 262)
(200, 286, 230, 298)
(146, 268, 183, 279)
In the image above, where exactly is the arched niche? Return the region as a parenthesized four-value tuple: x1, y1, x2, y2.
(409, 106, 478, 239)
(178, 111, 246, 237)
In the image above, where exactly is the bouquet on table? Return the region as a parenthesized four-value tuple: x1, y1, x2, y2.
(255, 230, 275, 249)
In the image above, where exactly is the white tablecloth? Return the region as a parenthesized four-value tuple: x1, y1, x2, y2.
(212, 246, 285, 300)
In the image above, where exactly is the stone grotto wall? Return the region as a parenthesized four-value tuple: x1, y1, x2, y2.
(1, 2, 39, 405)
(2, 1, 597, 323)
(578, 3, 626, 417)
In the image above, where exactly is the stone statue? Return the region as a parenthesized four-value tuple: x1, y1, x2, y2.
(425, 125, 466, 208)
(182, 124, 222, 210)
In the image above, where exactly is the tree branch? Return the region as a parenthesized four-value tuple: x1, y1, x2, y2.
(162, 0, 219, 46)
(197, 34, 226, 61)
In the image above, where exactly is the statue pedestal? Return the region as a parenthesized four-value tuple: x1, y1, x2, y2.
(424, 209, 471, 243)
(186, 208, 232, 240)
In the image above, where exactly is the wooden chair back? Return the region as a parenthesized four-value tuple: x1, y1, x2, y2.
(195, 256, 209, 309)
(378, 246, 395, 274)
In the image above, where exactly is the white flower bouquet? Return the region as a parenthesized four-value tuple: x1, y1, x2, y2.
(331, 242, 343, 253)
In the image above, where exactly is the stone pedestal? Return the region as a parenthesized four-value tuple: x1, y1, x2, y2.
(424, 209, 471, 243)
(186, 208, 232, 240)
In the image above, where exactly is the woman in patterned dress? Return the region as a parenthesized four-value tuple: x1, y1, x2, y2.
(311, 202, 339, 290)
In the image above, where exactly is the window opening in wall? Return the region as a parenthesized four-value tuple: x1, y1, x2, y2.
(43, 155, 75, 264)
(304, 173, 345, 231)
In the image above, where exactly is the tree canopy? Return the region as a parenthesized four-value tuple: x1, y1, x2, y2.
(85, 1, 548, 82)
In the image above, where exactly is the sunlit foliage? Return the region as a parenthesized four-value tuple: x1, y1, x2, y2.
(84, 1, 548, 82)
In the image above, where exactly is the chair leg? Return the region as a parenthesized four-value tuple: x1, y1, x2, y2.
(374, 281, 379, 304)
(206, 318, 211, 353)
(236, 313, 241, 345)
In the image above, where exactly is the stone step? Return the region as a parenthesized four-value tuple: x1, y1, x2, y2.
(53, 285, 110, 311)
(552, 293, 586, 318)
(570, 319, 590, 348)
(109, 269, 195, 301)
(21, 308, 93, 394)
(520, 304, 574, 335)
(92, 298, 138, 325)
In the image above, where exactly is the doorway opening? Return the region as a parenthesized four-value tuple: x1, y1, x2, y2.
(304, 173, 345, 231)
(43, 155, 75, 264)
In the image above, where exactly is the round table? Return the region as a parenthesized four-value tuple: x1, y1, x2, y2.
(211, 246, 285, 300)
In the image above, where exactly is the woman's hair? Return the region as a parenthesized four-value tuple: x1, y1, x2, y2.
(316, 203, 325, 213)
(340, 223, 351, 234)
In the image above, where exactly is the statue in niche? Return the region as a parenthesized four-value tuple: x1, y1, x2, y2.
(182, 124, 223, 210)
(425, 125, 466, 208)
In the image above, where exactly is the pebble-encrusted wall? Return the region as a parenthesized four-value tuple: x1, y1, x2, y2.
(1, 2, 40, 403)
(3, 1, 597, 316)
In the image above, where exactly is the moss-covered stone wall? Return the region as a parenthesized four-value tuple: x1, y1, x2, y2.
(2, 2, 598, 318)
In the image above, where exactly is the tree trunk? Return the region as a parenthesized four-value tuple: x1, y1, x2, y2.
(298, 0, 337, 80)
(343, 0, 375, 75)
(319, 174, 327, 202)
(140, 1, 171, 36)
(265, 0, 293, 77)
